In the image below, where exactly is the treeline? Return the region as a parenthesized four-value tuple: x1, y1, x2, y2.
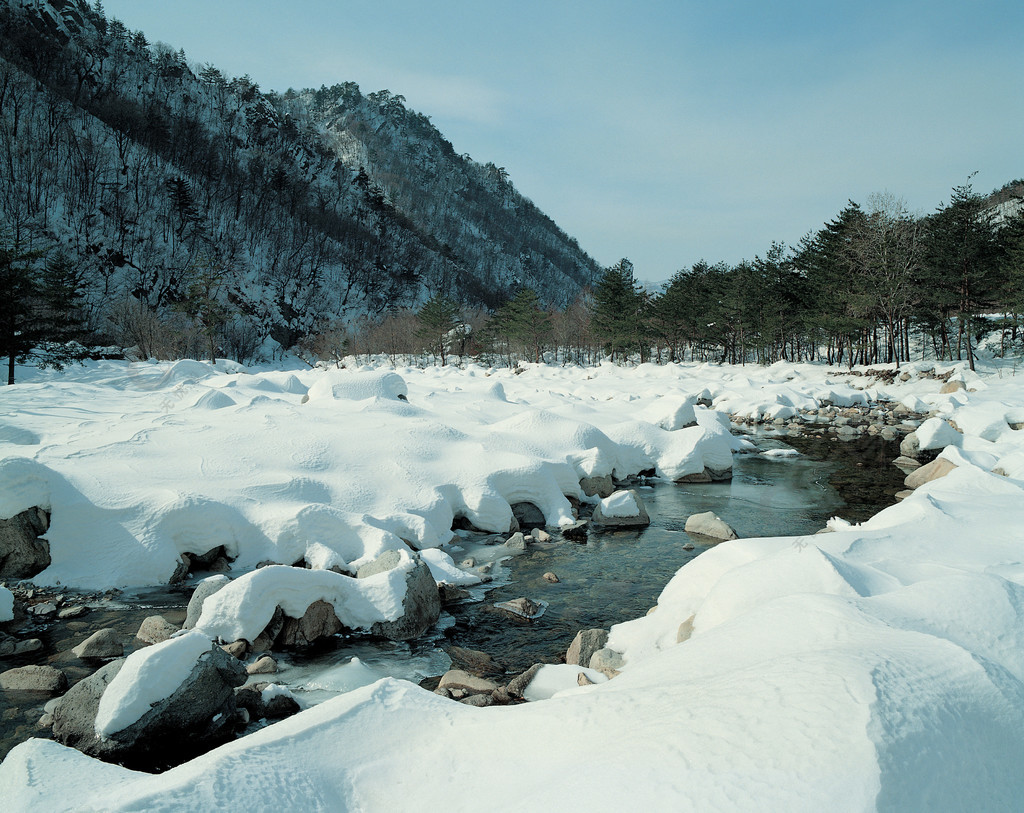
(324, 182, 1024, 371)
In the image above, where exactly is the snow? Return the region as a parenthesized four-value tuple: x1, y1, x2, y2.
(192, 560, 416, 642)
(0, 586, 13, 622)
(3, 356, 1024, 810)
(521, 664, 610, 700)
(597, 490, 641, 518)
(94, 631, 216, 738)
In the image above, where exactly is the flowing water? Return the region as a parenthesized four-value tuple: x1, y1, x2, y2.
(0, 431, 905, 760)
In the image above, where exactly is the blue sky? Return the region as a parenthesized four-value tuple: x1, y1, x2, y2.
(101, 0, 1024, 283)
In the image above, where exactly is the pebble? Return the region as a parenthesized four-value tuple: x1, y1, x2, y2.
(542, 572, 559, 583)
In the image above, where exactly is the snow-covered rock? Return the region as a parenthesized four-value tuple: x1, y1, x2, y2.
(590, 489, 651, 527)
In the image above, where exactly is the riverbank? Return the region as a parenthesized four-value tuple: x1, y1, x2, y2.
(2, 357, 1024, 810)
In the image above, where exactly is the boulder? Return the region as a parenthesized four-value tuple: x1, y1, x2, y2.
(58, 605, 88, 619)
(899, 431, 921, 459)
(904, 458, 957, 490)
(136, 615, 179, 645)
(892, 456, 922, 471)
(534, 529, 552, 543)
(511, 502, 546, 529)
(246, 655, 278, 675)
(505, 532, 528, 552)
(506, 663, 543, 698)
(52, 642, 246, 768)
(590, 490, 651, 528)
(562, 522, 588, 542)
(940, 379, 966, 394)
(369, 559, 441, 641)
(675, 470, 712, 484)
(444, 646, 504, 677)
(494, 597, 547, 620)
(684, 511, 738, 541)
(356, 550, 404, 579)
(579, 474, 615, 498)
(0, 507, 51, 579)
(277, 599, 343, 648)
(438, 669, 499, 694)
(183, 575, 230, 630)
(72, 628, 123, 659)
(566, 629, 608, 668)
(589, 648, 625, 671)
(0, 664, 68, 693)
(542, 571, 560, 583)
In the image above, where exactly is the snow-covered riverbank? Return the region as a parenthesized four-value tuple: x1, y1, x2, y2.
(3, 356, 1024, 810)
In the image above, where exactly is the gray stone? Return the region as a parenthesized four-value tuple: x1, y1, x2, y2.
(183, 575, 230, 630)
(562, 521, 589, 542)
(674, 469, 712, 483)
(590, 489, 651, 528)
(30, 601, 57, 616)
(52, 643, 246, 768)
(566, 629, 608, 668)
(542, 571, 560, 583)
(369, 559, 441, 641)
(511, 502, 546, 528)
(444, 645, 504, 676)
(577, 672, 595, 686)
(905, 458, 957, 490)
(894, 490, 915, 502)
(506, 663, 543, 698)
(252, 606, 285, 651)
(438, 669, 499, 694)
(899, 431, 921, 459)
(58, 605, 88, 619)
(579, 474, 615, 498)
(0, 507, 51, 579)
(892, 456, 922, 471)
(684, 511, 738, 541)
(494, 597, 546, 619)
(505, 532, 528, 552)
(221, 639, 249, 658)
(0, 664, 68, 693)
(460, 692, 495, 707)
(676, 615, 695, 643)
(246, 655, 278, 675)
(14, 638, 43, 655)
(72, 628, 123, 659)
(277, 599, 343, 648)
(263, 692, 300, 719)
(136, 615, 179, 645)
(356, 550, 403, 579)
(533, 529, 552, 543)
(589, 648, 625, 671)
(879, 426, 899, 441)
(940, 380, 966, 394)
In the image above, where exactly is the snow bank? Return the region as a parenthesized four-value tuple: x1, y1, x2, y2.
(5, 358, 1024, 810)
(95, 631, 215, 738)
(193, 558, 416, 642)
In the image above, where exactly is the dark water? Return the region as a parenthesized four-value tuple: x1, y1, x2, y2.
(0, 432, 904, 758)
(442, 432, 904, 673)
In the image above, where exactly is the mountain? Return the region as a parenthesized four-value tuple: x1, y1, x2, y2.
(0, 0, 599, 351)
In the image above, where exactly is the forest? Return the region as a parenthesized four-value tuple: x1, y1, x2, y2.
(306, 180, 1024, 373)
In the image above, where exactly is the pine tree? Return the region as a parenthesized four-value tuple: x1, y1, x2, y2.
(415, 294, 460, 365)
(591, 259, 646, 361)
(0, 239, 87, 384)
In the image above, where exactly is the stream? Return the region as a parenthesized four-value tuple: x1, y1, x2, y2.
(0, 431, 906, 760)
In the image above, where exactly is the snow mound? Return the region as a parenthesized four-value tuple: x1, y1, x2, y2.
(193, 558, 416, 642)
(95, 631, 215, 738)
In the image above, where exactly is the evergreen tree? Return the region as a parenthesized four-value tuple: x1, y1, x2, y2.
(0, 239, 87, 384)
(415, 294, 460, 365)
(591, 259, 646, 361)
(920, 180, 999, 370)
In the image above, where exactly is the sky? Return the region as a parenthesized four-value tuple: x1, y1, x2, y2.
(100, 0, 1024, 284)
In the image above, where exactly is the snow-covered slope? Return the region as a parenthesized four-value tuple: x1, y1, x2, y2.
(3, 357, 1024, 810)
